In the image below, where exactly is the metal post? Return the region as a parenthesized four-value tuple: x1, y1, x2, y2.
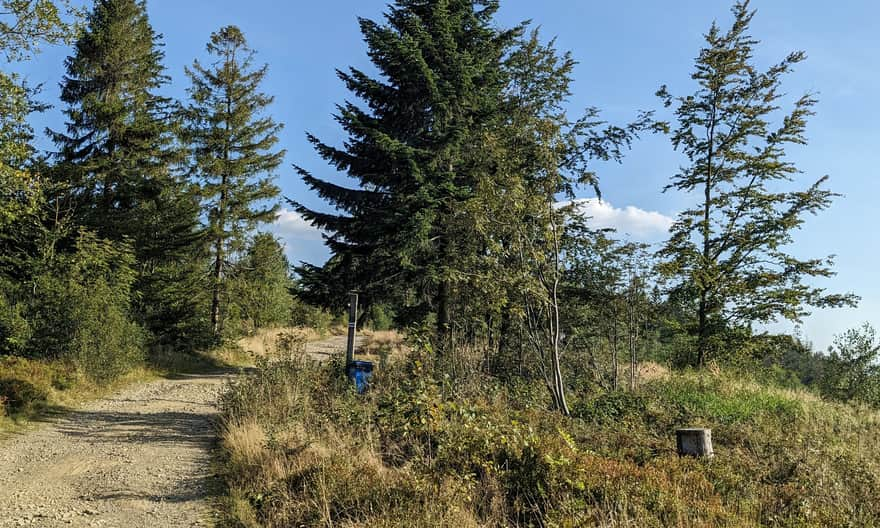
(346, 291, 358, 366)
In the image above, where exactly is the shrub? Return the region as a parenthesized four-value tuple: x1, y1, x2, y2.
(26, 231, 145, 381)
(289, 298, 335, 334)
(572, 389, 648, 425)
(216, 344, 880, 527)
(818, 323, 880, 406)
(366, 303, 395, 331)
(0, 284, 29, 355)
(229, 233, 294, 333)
(0, 378, 48, 416)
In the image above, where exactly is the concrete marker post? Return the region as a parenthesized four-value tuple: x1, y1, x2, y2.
(676, 428, 714, 458)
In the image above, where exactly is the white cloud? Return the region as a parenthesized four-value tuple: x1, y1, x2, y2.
(272, 208, 325, 241)
(268, 202, 672, 264)
(268, 208, 330, 265)
(569, 198, 674, 241)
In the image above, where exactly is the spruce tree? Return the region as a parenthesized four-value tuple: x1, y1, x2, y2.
(49, 0, 204, 345)
(183, 26, 283, 336)
(50, 0, 194, 252)
(230, 233, 292, 332)
(293, 0, 515, 346)
(656, 1, 857, 366)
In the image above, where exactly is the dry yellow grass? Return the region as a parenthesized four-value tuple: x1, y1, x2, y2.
(634, 361, 670, 383)
(236, 326, 330, 357)
(222, 418, 268, 469)
(0, 356, 158, 435)
(359, 329, 408, 363)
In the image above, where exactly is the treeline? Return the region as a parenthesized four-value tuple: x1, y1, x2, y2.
(0, 0, 301, 381)
(1, 1, 874, 407)
(291, 1, 865, 411)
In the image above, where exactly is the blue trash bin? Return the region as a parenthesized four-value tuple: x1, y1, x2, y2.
(346, 360, 374, 393)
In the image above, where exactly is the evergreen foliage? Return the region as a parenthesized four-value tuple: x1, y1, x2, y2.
(48, 0, 204, 346)
(292, 0, 517, 345)
(183, 25, 283, 336)
(230, 233, 293, 333)
(50, 0, 194, 255)
(819, 323, 880, 406)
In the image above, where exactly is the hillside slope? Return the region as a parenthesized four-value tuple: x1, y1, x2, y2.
(217, 350, 880, 527)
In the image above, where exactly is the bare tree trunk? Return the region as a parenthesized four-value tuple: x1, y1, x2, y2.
(628, 299, 637, 392)
(210, 236, 223, 335)
(212, 83, 234, 337)
(548, 203, 569, 416)
(697, 293, 708, 367)
(611, 328, 619, 391)
(697, 101, 717, 368)
(210, 181, 227, 336)
(437, 278, 449, 349)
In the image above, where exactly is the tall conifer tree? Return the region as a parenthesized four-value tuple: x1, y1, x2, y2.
(293, 0, 515, 346)
(51, 0, 194, 255)
(657, 1, 857, 366)
(184, 26, 283, 336)
(50, 0, 204, 345)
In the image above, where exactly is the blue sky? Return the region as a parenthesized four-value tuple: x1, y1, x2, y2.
(14, 1, 880, 350)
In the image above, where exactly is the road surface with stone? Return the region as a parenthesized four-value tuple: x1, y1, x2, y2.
(0, 337, 349, 527)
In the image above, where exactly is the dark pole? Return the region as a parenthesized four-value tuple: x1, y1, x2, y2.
(346, 291, 359, 366)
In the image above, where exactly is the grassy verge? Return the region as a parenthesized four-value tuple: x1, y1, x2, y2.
(215, 344, 880, 527)
(236, 326, 347, 361)
(0, 330, 276, 435)
(0, 355, 159, 434)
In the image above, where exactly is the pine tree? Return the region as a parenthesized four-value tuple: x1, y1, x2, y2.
(231, 233, 292, 332)
(293, 0, 515, 348)
(656, 1, 857, 366)
(49, 0, 204, 345)
(183, 26, 283, 336)
(50, 0, 193, 251)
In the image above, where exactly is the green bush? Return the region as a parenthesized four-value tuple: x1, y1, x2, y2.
(26, 231, 145, 381)
(367, 303, 395, 331)
(818, 323, 880, 407)
(289, 298, 335, 332)
(0, 284, 30, 355)
(572, 389, 648, 425)
(228, 233, 294, 334)
(0, 378, 48, 416)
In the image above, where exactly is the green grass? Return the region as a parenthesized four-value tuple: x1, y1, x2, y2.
(653, 375, 803, 425)
(215, 350, 880, 527)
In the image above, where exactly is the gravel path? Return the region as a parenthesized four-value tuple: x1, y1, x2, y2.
(0, 373, 228, 527)
(304, 334, 357, 361)
(0, 337, 351, 527)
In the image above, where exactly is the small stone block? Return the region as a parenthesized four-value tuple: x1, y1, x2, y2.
(676, 428, 714, 458)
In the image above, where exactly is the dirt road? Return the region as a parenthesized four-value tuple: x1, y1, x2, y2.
(0, 338, 349, 527)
